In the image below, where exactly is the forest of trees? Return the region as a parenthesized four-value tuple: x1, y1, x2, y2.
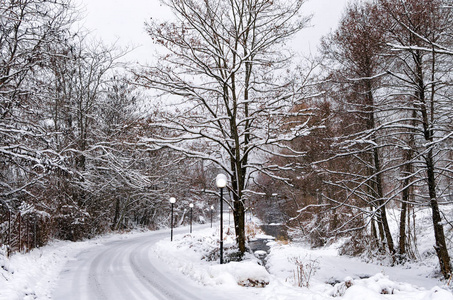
(0, 0, 217, 253)
(1, 0, 452, 279)
(254, 0, 453, 279)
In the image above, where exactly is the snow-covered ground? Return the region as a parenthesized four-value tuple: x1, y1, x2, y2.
(151, 225, 453, 300)
(1, 218, 453, 299)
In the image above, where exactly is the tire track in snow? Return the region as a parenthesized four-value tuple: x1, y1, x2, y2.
(52, 230, 210, 300)
(85, 239, 157, 300)
(87, 251, 109, 300)
(128, 240, 202, 300)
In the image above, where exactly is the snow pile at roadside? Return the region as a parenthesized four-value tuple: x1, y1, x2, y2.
(151, 228, 270, 288)
(154, 226, 453, 300)
(0, 240, 94, 300)
(265, 240, 453, 300)
(329, 273, 452, 299)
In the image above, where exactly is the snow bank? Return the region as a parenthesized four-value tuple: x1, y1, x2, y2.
(151, 228, 270, 288)
(265, 241, 453, 300)
(153, 225, 453, 300)
(330, 273, 453, 299)
(0, 240, 94, 300)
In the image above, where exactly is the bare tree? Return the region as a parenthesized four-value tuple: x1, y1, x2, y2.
(1, 0, 208, 250)
(0, 0, 77, 244)
(0, 0, 75, 199)
(315, 1, 453, 276)
(379, 0, 453, 278)
(135, 0, 311, 253)
(317, 1, 397, 257)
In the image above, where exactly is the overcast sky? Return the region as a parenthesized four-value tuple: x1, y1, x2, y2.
(77, 0, 350, 63)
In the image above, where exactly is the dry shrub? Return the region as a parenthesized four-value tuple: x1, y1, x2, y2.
(289, 255, 320, 288)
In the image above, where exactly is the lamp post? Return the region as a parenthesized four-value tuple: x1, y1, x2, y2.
(216, 173, 227, 264)
(189, 203, 194, 233)
(210, 205, 214, 228)
(170, 197, 176, 241)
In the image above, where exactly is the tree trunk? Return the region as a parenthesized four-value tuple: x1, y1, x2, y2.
(366, 84, 395, 257)
(399, 109, 417, 261)
(398, 149, 413, 262)
(398, 195, 407, 261)
(233, 199, 246, 253)
(370, 206, 378, 245)
(414, 48, 451, 279)
(369, 144, 394, 256)
(230, 159, 247, 254)
(112, 198, 120, 230)
(426, 149, 451, 279)
(376, 213, 385, 251)
(376, 184, 395, 257)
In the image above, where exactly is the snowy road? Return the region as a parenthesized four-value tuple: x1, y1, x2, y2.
(52, 228, 229, 300)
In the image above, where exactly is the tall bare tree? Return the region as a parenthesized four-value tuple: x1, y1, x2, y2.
(379, 0, 453, 279)
(318, 1, 397, 256)
(0, 0, 77, 244)
(135, 0, 311, 253)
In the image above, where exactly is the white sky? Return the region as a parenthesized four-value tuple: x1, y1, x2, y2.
(76, 0, 350, 63)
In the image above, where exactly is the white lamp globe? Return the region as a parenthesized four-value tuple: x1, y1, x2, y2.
(169, 197, 176, 204)
(189, 203, 194, 208)
(216, 174, 228, 188)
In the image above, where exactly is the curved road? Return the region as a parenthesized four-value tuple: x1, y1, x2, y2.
(52, 228, 230, 300)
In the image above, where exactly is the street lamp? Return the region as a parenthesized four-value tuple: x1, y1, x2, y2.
(210, 205, 214, 228)
(216, 173, 227, 264)
(189, 203, 194, 233)
(170, 197, 176, 241)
